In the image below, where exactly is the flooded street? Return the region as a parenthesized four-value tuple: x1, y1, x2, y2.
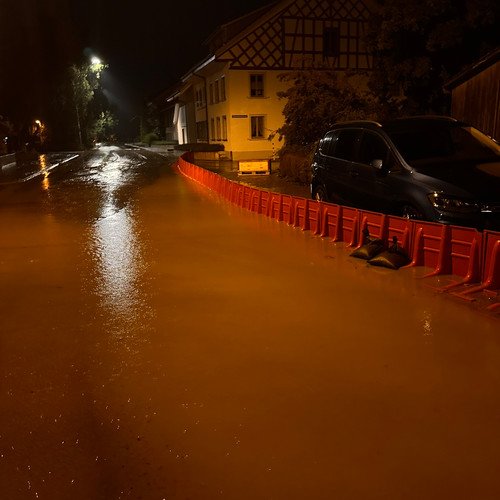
(1, 146, 499, 499)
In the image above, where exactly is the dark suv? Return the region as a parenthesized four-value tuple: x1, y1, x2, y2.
(311, 116, 500, 230)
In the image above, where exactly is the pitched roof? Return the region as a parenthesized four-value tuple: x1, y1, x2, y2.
(203, 2, 279, 53)
(444, 47, 500, 90)
(181, 0, 377, 85)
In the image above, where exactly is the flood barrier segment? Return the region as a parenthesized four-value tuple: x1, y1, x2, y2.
(434, 226, 482, 291)
(356, 211, 387, 246)
(318, 202, 341, 238)
(268, 193, 295, 224)
(409, 221, 447, 275)
(260, 191, 272, 216)
(307, 200, 322, 235)
(409, 222, 483, 286)
(337, 206, 360, 247)
(176, 157, 500, 308)
(453, 231, 500, 299)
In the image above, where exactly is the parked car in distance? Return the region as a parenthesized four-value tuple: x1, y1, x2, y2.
(311, 116, 500, 231)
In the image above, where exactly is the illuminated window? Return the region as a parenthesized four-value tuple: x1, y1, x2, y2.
(250, 74, 264, 97)
(250, 115, 265, 139)
(222, 115, 227, 140)
(220, 76, 226, 101)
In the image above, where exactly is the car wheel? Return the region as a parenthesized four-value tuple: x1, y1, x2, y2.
(401, 204, 424, 220)
(313, 185, 328, 202)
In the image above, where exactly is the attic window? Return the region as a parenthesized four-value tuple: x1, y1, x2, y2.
(323, 27, 340, 57)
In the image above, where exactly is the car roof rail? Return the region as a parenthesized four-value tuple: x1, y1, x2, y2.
(333, 120, 383, 127)
(387, 115, 459, 123)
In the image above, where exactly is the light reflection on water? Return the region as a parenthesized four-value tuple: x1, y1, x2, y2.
(88, 147, 152, 338)
(93, 205, 140, 315)
(421, 309, 433, 343)
(38, 154, 50, 191)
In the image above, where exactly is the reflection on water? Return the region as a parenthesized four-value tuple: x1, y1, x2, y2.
(421, 309, 433, 343)
(88, 147, 151, 337)
(38, 154, 50, 191)
(93, 206, 140, 316)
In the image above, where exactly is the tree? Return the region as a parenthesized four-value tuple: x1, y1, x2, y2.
(366, 0, 500, 115)
(53, 58, 111, 149)
(141, 101, 161, 144)
(272, 69, 380, 183)
(89, 110, 118, 142)
(69, 63, 96, 149)
(275, 69, 378, 147)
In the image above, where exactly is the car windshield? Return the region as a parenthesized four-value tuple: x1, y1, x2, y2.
(386, 123, 500, 166)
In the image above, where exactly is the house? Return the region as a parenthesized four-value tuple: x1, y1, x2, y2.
(444, 47, 500, 142)
(165, 0, 374, 160)
(152, 85, 181, 143)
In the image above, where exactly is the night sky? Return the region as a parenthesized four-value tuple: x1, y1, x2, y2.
(0, 0, 272, 127)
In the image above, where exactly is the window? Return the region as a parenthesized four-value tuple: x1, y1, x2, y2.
(358, 131, 399, 171)
(215, 80, 220, 103)
(209, 83, 214, 104)
(196, 88, 204, 108)
(220, 76, 226, 101)
(196, 121, 208, 141)
(319, 131, 338, 156)
(358, 132, 388, 165)
(210, 118, 215, 140)
(250, 115, 265, 139)
(333, 129, 361, 160)
(323, 27, 340, 57)
(222, 115, 227, 141)
(216, 117, 221, 141)
(250, 74, 264, 97)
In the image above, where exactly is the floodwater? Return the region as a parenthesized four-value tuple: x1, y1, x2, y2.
(0, 146, 499, 499)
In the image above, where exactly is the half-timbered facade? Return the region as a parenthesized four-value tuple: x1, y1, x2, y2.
(170, 0, 374, 160)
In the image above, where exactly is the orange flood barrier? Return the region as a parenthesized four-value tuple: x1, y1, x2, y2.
(291, 198, 322, 234)
(176, 156, 500, 312)
(453, 230, 500, 300)
(268, 193, 294, 224)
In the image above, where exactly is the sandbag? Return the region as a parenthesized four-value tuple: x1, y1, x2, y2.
(368, 237, 411, 270)
(350, 238, 386, 260)
(350, 227, 386, 260)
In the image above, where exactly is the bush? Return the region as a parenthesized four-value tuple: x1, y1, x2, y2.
(142, 132, 159, 146)
(278, 144, 317, 184)
(276, 69, 378, 147)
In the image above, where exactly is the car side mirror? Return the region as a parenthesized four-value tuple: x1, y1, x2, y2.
(370, 159, 384, 170)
